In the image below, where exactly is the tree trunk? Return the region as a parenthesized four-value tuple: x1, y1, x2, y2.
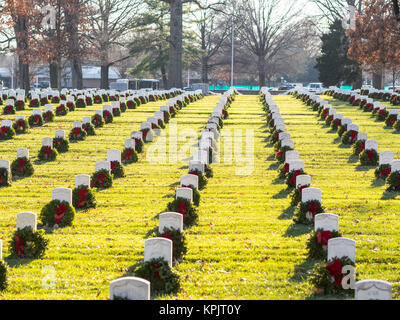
(57, 61, 62, 91)
(167, 0, 183, 89)
(22, 63, 30, 90)
(257, 55, 266, 88)
(101, 65, 110, 89)
(201, 56, 209, 83)
(72, 60, 83, 89)
(372, 72, 382, 89)
(50, 63, 58, 89)
(161, 65, 168, 89)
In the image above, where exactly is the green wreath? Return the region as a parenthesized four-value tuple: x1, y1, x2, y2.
(188, 170, 207, 190)
(290, 184, 310, 207)
(341, 130, 358, 145)
(132, 258, 180, 296)
(40, 98, 48, 106)
(385, 115, 397, 127)
(69, 127, 87, 142)
(82, 123, 96, 136)
(179, 184, 200, 206)
(330, 119, 341, 131)
(277, 163, 289, 179)
(2, 104, 15, 114)
(352, 140, 365, 156)
(91, 169, 113, 189)
(386, 171, 400, 191)
(94, 96, 103, 104)
(205, 164, 213, 179)
(102, 94, 109, 102)
(122, 148, 139, 164)
(40, 200, 76, 228)
(103, 111, 113, 124)
(29, 99, 39, 108)
(325, 115, 334, 126)
(0, 126, 16, 140)
(85, 97, 93, 106)
(53, 138, 69, 153)
(306, 229, 342, 260)
(285, 169, 305, 188)
(120, 102, 127, 113)
(134, 138, 144, 153)
(28, 114, 43, 127)
(9, 226, 48, 259)
(15, 101, 25, 111)
(11, 157, 34, 177)
(157, 119, 166, 129)
(223, 109, 229, 119)
(276, 146, 293, 163)
(153, 228, 187, 260)
(112, 108, 121, 117)
(167, 197, 198, 228)
(0, 259, 8, 291)
(375, 164, 391, 180)
(363, 103, 373, 112)
(51, 96, 60, 104)
(38, 146, 58, 161)
(0, 168, 12, 187)
(66, 102, 75, 111)
(377, 110, 388, 121)
(76, 98, 86, 108)
(337, 125, 347, 137)
(72, 185, 97, 210)
(12, 119, 29, 134)
(359, 149, 378, 166)
(163, 111, 171, 123)
(56, 105, 68, 116)
(43, 111, 54, 123)
(294, 200, 325, 225)
(91, 114, 105, 128)
(110, 161, 126, 178)
(309, 257, 355, 296)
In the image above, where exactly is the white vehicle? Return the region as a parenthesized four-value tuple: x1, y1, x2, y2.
(308, 82, 325, 93)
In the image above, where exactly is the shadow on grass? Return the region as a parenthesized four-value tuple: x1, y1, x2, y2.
(355, 165, 376, 172)
(278, 206, 295, 220)
(268, 163, 280, 171)
(381, 190, 398, 200)
(169, 181, 180, 188)
(348, 154, 359, 163)
(338, 143, 351, 149)
(266, 154, 276, 161)
(288, 258, 317, 283)
(144, 226, 158, 238)
(162, 193, 174, 199)
(5, 256, 35, 268)
(332, 137, 341, 144)
(33, 159, 55, 165)
(371, 178, 386, 188)
(283, 223, 312, 238)
(272, 177, 285, 185)
(272, 188, 292, 199)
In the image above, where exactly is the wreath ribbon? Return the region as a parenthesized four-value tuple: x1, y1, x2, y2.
(178, 202, 187, 221)
(123, 149, 133, 161)
(73, 128, 81, 139)
(92, 173, 106, 188)
(54, 203, 67, 225)
(77, 188, 88, 208)
(153, 264, 161, 280)
(289, 170, 302, 186)
(16, 236, 25, 258)
(317, 230, 331, 246)
(0, 126, 8, 137)
(18, 158, 26, 173)
(326, 259, 343, 286)
(44, 146, 52, 159)
(34, 115, 40, 124)
(350, 130, 358, 143)
(366, 150, 374, 161)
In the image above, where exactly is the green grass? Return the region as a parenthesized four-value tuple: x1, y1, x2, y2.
(0, 94, 399, 300)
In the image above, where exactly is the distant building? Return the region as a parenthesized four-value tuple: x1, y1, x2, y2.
(0, 67, 12, 88)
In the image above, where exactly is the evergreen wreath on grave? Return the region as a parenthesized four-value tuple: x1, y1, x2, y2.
(3, 104, 15, 114)
(43, 110, 54, 123)
(91, 169, 113, 189)
(207, 146, 216, 164)
(363, 103, 373, 112)
(157, 119, 166, 129)
(222, 108, 229, 119)
(102, 94, 109, 102)
(386, 171, 400, 191)
(40, 200, 75, 228)
(120, 102, 127, 113)
(53, 137, 69, 153)
(134, 138, 144, 153)
(56, 104, 68, 116)
(276, 146, 293, 163)
(72, 185, 97, 210)
(341, 130, 358, 145)
(320, 108, 329, 120)
(205, 164, 213, 179)
(359, 149, 378, 166)
(0, 167, 12, 187)
(375, 164, 391, 180)
(112, 108, 121, 117)
(167, 197, 199, 228)
(122, 148, 138, 164)
(82, 122, 96, 136)
(38, 146, 58, 161)
(162, 111, 171, 123)
(51, 96, 60, 104)
(126, 100, 136, 109)
(309, 257, 355, 296)
(0, 259, 8, 291)
(15, 99, 25, 110)
(91, 114, 105, 128)
(290, 184, 310, 207)
(385, 114, 397, 127)
(286, 169, 305, 189)
(188, 170, 207, 190)
(352, 98, 360, 106)
(312, 102, 320, 112)
(306, 229, 342, 260)
(151, 122, 161, 130)
(169, 106, 177, 117)
(277, 162, 290, 179)
(94, 95, 103, 104)
(153, 227, 187, 260)
(9, 226, 48, 259)
(66, 101, 75, 111)
(141, 128, 151, 142)
(269, 129, 282, 145)
(28, 114, 43, 127)
(0, 126, 15, 140)
(133, 257, 180, 296)
(85, 96, 93, 106)
(139, 96, 147, 104)
(179, 184, 200, 206)
(103, 111, 113, 124)
(69, 127, 87, 142)
(395, 120, 400, 131)
(377, 109, 388, 121)
(11, 157, 34, 178)
(337, 125, 347, 137)
(325, 114, 334, 126)
(134, 97, 141, 106)
(76, 97, 86, 108)
(359, 100, 367, 109)
(330, 118, 341, 131)
(352, 139, 365, 156)
(294, 199, 325, 225)
(110, 161, 125, 178)
(40, 97, 48, 106)
(29, 98, 39, 108)
(13, 118, 29, 134)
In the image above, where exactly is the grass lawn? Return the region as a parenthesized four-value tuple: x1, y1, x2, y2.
(0, 94, 399, 300)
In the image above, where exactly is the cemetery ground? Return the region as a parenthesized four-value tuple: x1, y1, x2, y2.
(0, 94, 399, 300)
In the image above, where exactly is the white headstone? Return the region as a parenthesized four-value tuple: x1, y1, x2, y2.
(288, 160, 304, 172)
(391, 160, 400, 173)
(296, 175, 311, 188)
(44, 105, 53, 113)
(365, 140, 378, 152)
(16, 212, 37, 231)
(1, 120, 12, 128)
(327, 237, 356, 263)
(109, 277, 150, 300)
(176, 187, 193, 202)
(83, 117, 91, 124)
(301, 187, 322, 203)
(33, 109, 42, 116)
(379, 151, 394, 166)
(52, 188, 72, 204)
(281, 139, 294, 149)
(124, 139, 136, 150)
(17, 148, 29, 159)
(55, 130, 65, 139)
(75, 175, 90, 188)
(144, 238, 173, 267)
(314, 213, 339, 232)
(357, 133, 367, 141)
(180, 174, 199, 190)
(95, 161, 111, 172)
(279, 132, 291, 141)
(73, 121, 82, 129)
(189, 160, 205, 173)
(348, 124, 359, 132)
(42, 137, 53, 147)
(193, 149, 209, 165)
(159, 212, 184, 233)
(285, 150, 300, 163)
(107, 150, 122, 163)
(355, 280, 392, 300)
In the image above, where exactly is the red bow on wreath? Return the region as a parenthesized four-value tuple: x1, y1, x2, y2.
(328, 115, 333, 122)
(289, 170, 302, 186)
(317, 230, 331, 246)
(54, 203, 67, 225)
(91, 173, 106, 188)
(17, 120, 24, 131)
(380, 168, 391, 178)
(308, 201, 319, 216)
(18, 158, 26, 173)
(379, 110, 386, 115)
(189, 171, 198, 176)
(44, 112, 50, 121)
(323, 109, 328, 118)
(151, 123, 156, 130)
(326, 259, 343, 287)
(110, 161, 118, 172)
(0, 126, 7, 136)
(44, 146, 52, 159)
(77, 188, 88, 208)
(284, 163, 289, 174)
(123, 149, 133, 161)
(153, 264, 161, 280)
(34, 115, 40, 124)
(298, 185, 308, 194)
(73, 128, 81, 139)
(350, 131, 358, 143)
(162, 233, 173, 241)
(360, 141, 365, 152)
(366, 150, 374, 161)
(276, 152, 283, 158)
(142, 129, 148, 141)
(178, 202, 187, 221)
(104, 111, 111, 121)
(389, 117, 396, 125)
(15, 236, 25, 258)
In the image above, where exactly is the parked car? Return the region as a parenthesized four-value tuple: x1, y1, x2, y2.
(278, 85, 295, 91)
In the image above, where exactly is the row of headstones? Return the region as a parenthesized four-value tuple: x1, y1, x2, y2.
(109, 91, 231, 300)
(260, 89, 393, 299)
(327, 86, 397, 105)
